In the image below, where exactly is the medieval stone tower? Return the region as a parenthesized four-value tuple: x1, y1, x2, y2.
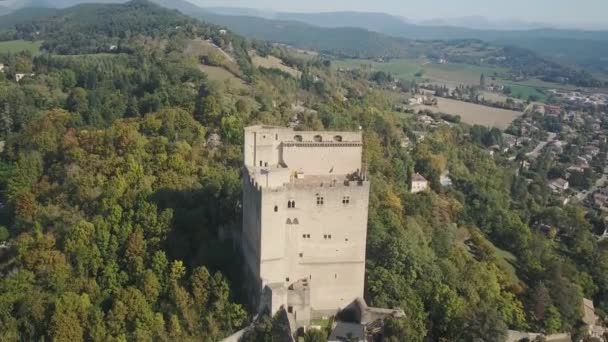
(241, 125, 370, 326)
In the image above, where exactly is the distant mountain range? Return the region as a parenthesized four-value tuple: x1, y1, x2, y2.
(1, 0, 608, 72)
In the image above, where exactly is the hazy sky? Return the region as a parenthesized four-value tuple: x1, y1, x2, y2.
(193, 0, 606, 26)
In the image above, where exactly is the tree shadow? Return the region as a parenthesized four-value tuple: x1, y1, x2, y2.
(150, 187, 249, 305)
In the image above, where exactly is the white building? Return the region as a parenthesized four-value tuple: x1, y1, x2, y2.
(411, 173, 429, 193)
(241, 125, 370, 327)
(0, 64, 5, 73)
(15, 73, 34, 83)
(549, 178, 569, 193)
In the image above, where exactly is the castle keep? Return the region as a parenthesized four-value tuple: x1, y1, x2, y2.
(241, 125, 370, 325)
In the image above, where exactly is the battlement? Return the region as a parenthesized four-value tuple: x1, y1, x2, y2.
(244, 125, 363, 174)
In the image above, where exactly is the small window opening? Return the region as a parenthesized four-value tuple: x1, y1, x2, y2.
(314, 135, 322, 142)
(293, 218, 299, 225)
(299, 253, 303, 258)
(286, 218, 292, 225)
(335, 274, 337, 279)
(288, 306, 293, 313)
(307, 234, 310, 238)
(274, 205, 278, 212)
(259, 160, 262, 167)
(324, 234, 327, 239)
(275, 134, 278, 140)
(302, 234, 306, 238)
(329, 234, 332, 239)
(334, 135, 343, 142)
(264, 162, 268, 167)
(288, 201, 292, 208)
(294, 135, 302, 142)
(316, 196, 324, 205)
(286, 277, 290, 282)
(342, 196, 350, 204)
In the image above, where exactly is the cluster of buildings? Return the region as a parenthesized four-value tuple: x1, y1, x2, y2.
(549, 89, 608, 107)
(408, 94, 438, 106)
(0, 63, 35, 83)
(237, 125, 403, 340)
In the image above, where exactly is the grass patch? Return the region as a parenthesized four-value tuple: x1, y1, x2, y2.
(505, 83, 548, 102)
(251, 52, 301, 78)
(458, 228, 521, 287)
(198, 65, 247, 90)
(0, 40, 42, 54)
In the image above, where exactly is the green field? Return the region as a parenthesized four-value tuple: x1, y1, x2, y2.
(0, 40, 42, 54)
(199, 65, 248, 90)
(505, 83, 548, 102)
(334, 58, 506, 87)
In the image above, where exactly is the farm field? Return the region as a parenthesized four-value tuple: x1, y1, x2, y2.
(334, 58, 506, 87)
(505, 83, 548, 102)
(0, 40, 42, 54)
(414, 97, 523, 129)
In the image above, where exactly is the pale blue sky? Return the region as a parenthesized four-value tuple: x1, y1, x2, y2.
(193, 0, 606, 27)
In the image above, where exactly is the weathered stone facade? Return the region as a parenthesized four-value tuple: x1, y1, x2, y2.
(242, 125, 370, 326)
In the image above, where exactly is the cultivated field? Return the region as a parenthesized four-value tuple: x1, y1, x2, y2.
(414, 97, 523, 129)
(0, 40, 42, 54)
(334, 58, 506, 87)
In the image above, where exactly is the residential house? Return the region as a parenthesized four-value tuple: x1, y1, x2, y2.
(15, 73, 34, 82)
(546, 105, 563, 116)
(592, 192, 608, 212)
(575, 156, 590, 168)
(549, 178, 569, 193)
(411, 173, 429, 193)
(533, 104, 546, 115)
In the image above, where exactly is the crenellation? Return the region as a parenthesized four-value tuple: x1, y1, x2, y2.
(241, 125, 370, 326)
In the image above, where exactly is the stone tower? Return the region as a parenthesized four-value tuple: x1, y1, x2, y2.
(241, 125, 370, 326)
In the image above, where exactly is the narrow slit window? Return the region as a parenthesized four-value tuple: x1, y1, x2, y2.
(274, 205, 278, 212)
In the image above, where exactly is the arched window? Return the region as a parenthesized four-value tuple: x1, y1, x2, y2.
(314, 135, 323, 142)
(292, 200, 296, 208)
(294, 135, 303, 142)
(334, 135, 343, 142)
(286, 218, 292, 225)
(293, 218, 299, 225)
(274, 205, 278, 212)
(288, 201, 292, 208)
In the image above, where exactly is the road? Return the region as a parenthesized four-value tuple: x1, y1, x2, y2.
(526, 132, 557, 158)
